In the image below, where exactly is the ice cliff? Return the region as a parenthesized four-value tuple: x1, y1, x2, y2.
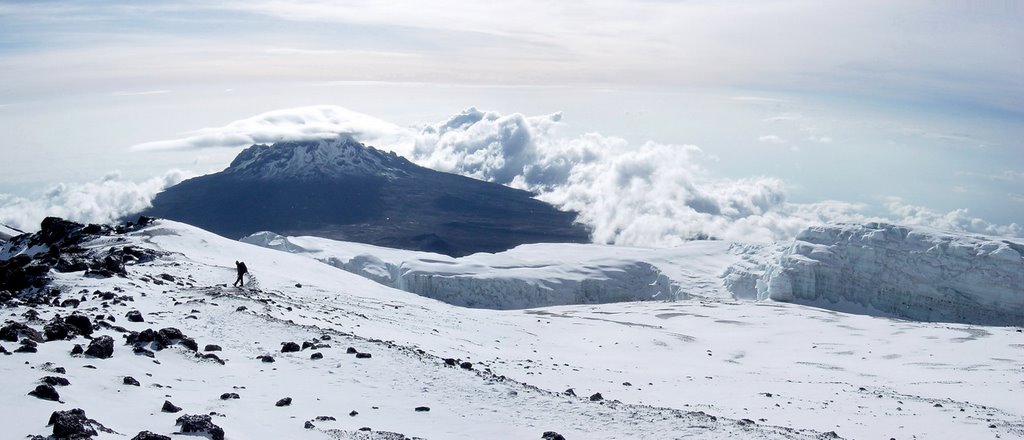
(758, 222, 1024, 326)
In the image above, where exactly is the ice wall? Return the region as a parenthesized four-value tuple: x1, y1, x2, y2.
(758, 222, 1024, 326)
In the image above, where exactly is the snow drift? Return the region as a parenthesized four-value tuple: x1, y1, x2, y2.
(758, 222, 1024, 326)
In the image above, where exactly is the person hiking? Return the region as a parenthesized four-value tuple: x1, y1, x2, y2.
(234, 261, 248, 287)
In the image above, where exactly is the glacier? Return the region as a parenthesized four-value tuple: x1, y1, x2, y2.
(758, 222, 1024, 326)
(246, 222, 1023, 326)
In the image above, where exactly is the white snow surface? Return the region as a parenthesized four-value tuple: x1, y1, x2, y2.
(241, 231, 771, 309)
(3, 220, 1023, 440)
(0, 223, 23, 241)
(759, 222, 1024, 326)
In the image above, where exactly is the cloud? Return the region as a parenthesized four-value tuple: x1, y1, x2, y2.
(112, 90, 171, 96)
(128, 106, 1023, 245)
(0, 170, 189, 232)
(131, 106, 413, 153)
(884, 197, 1022, 238)
(758, 135, 786, 144)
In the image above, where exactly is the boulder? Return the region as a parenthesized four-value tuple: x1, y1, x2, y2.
(175, 414, 224, 440)
(29, 384, 61, 401)
(84, 336, 114, 359)
(47, 408, 97, 439)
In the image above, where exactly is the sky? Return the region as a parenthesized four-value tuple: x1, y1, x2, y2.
(0, 0, 1021, 243)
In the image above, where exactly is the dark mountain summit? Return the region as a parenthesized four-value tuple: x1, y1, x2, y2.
(141, 137, 590, 256)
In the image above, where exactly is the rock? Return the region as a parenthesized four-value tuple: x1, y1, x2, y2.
(301, 341, 314, 350)
(204, 344, 222, 351)
(124, 376, 141, 386)
(125, 311, 144, 322)
(542, 431, 567, 440)
(414, 406, 430, 412)
(44, 319, 75, 341)
(589, 393, 603, 401)
(355, 352, 372, 359)
(443, 358, 457, 366)
(235, 306, 247, 312)
(281, 342, 300, 353)
(460, 361, 473, 370)
(29, 384, 61, 401)
(310, 352, 323, 360)
(349, 411, 358, 417)
(15, 343, 38, 353)
(175, 414, 224, 440)
(84, 335, 114, 359)
(275, 397, 292, 407)
(316, 416, 337, 421)
(131, 431, 171, 440)
(64, 314, 94, 337)
(0, 321, 43, 342)
(622, 382, 632, 386)
(258, 355, 275, 363)
(220, 393, 240, 400)
(346, 347, 358, 354)
(133, 346, 155, 358)
(564, 388, 576, 397)
(48, 408, 97, 439)
(304, 421, 314, 429)
(198, 353, 225, 365)
(41, 376, 70, 386)
(161, 400, 182, 413)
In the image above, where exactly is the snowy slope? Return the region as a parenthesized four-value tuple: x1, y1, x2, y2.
(242, 232, 768, 308)
(225, 136, 414, 180)
(0, 223, 23, 241)
(2, 219, 1022, 440)
(759, 222, 1024, 326)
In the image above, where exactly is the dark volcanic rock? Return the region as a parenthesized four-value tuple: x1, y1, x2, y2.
(71, 344, 84, 356)
(131, 431, 171, 440)
(125, 310, 145, 322)
(355, 352, 372, 359)
(84, 335, 114, 358)
(175, 414, 224, 440)
(414, 406, 430, 412)
(140, 137, 589, 257)
(220, 393, 240, 400)
(459, 361, 473, 370)
(64, 314, 94, 337)
(275, 397, 292, 407)
(123, 376, 141, 386)
(542, 431, 567, 440)
(41, 376, 71, 386)
(258, 355, 275, 363)
(161, 400, 182, 413)
(304, 421, 315, 429)
(346, 347, 358, 354)
(589, 393, 603, 402)
(48, 408, 97, 439)
(204, 344, 222, 352)
(29, 384, 61, 401)
(281, 341, 300, 353)
(44, 318, 75, 341)
(310, 352, 323, 360)
(0, 321, 43, 342)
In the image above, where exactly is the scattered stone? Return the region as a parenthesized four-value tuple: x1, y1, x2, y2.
(359, 427, 371, 432)
(15, 343, 38, 353)
(235, 306, 247, 312)
(622, 382, 632, 386)
(162, 400, 182, 413)
(542, 431, 567, 440)
(204, 344, 222, 352)
(44, 319, 75, 341)
(220, 393, 240, 400)
(310, 352, 323, 360)
(131, 431, 171, 440)
(443, 358, 457, 367)
(304, 421, 315, 429)
(459, 361, 473, 370)
(589, 393, 603, 402)
(84, 335, 114, 359)
(564, 388, 576, 397)
(0, 321, 43, 342)
(349, 411, 358, 417)
(64, 314, 94, 337)
(41, 376, 70, 386)
(346, 347, 358, 354)
(316, 416, 337, 421)
(29, 384, 61, 401)
(257, 355, 275, 363)
(48, 408, 97, 439)
(355, 352, 372, 359)
(934, 403, 943, 408)
(133, 346, 155, 358)
(124, 376, 141, 386)
(126, 311, 145, 322)
(175, 414, 224, 440)
(198, 353, 225, 365)
(281, 342, 300, 353)
(276, 397, 292, 407)
(414, 406, 430, 412)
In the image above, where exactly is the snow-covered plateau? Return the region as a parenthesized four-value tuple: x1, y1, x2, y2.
(1, 219, 1022, 440)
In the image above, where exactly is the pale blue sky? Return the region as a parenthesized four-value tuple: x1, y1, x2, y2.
(0, 0, 1020, 237)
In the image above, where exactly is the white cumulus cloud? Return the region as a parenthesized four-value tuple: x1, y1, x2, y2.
(0, 170, 190, 232)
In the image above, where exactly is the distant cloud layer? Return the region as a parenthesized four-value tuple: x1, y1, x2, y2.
(4, 106, 1020, 243)
(0, 170, 188, 232)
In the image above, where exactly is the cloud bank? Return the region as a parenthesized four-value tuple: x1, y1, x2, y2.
(0, 170, 189, 232)
(10, 106, 1020, 244)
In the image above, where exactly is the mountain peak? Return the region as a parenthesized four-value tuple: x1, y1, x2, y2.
(225, 136, 414, 180)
